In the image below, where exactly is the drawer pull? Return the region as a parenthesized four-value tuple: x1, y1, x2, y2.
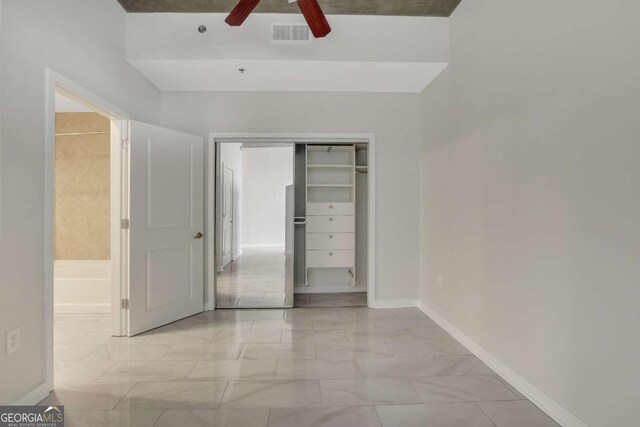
(329, 217, 333, 221)
(329, 235, 333, 239)
(329, 205, 334, 209)
(329, 252, 333, 256)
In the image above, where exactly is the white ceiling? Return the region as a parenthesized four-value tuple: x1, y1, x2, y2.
(130, 59, 448, 93)
(126, 13, 450, 93)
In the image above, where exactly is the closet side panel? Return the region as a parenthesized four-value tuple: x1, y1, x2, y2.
(294, 144, 307, 288)
(355, 170, 368, 286)
(355, 145, 369, 287)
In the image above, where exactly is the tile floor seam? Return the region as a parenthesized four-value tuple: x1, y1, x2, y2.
(218, 381, 231, 409)
(406, 376, 429, 405)
(474, 401, 500, 426)
(110, 381, 137, 411)
(266, 407, 273, 427)
(89, 361, 120, 384)
(149, 410, 163, 427)
(183, 357, 202, 379)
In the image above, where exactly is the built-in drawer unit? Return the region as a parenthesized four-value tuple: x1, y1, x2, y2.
(307, 203, 355, 216)
(306, 215, 355, 233)
(306, 233, 355, 250)
(306, 250, 355, 268)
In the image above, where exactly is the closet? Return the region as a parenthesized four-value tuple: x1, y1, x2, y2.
(294, 144, 368, 294)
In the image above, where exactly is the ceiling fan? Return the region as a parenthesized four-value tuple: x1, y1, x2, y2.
(225, 0, 331, 38)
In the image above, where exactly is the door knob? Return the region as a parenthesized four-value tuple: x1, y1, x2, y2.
(194, 232, 204, 239)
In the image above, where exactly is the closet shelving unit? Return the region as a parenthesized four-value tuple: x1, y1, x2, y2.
(304, 145, 356, 289)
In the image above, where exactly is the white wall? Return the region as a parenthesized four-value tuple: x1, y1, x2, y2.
(162, 91, 422, 303)
(219, 142, 243, 259)
(241, 147, 293, 248)
(419, 1, 640, 426)
(0, 0, 161, 404)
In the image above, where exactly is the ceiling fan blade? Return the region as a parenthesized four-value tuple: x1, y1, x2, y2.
(225, 0, 261, 26)
(296, 0, 331, 38)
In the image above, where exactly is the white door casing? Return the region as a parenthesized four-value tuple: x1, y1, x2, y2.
(128, 121, 204, 336)
(222, 165, 234, 268)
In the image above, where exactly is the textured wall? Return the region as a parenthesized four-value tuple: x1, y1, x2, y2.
(55, 113, 110, 260)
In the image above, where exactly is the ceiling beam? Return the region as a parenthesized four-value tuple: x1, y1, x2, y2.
(116, 0, 462, 17)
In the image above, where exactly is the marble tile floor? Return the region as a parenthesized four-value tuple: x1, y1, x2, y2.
(43, 309, 559, 427)
(216, 247, 290, 308)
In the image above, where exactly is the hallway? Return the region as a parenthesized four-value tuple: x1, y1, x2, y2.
(44, 308, 558, 427)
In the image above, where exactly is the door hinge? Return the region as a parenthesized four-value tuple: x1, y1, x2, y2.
(121, 219, 130, 229)
(121, 299, 130, 309)
(121, 138, 130, 150)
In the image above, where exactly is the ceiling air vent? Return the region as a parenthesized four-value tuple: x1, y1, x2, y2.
(271, 24, 311, 44)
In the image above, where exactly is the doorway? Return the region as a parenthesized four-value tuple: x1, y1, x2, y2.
(215, 142, 295, 308)
(46, 82, 127, 391)
(45, 72, 207, 394)
(53, 92, 113, 316)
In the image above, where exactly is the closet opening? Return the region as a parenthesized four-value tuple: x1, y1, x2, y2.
(210, 136, 374, 309)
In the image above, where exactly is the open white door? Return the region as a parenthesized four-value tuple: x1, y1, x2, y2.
(127, 121, 204, 336)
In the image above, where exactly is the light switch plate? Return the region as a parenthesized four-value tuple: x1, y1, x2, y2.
(6, 328, 20, 355)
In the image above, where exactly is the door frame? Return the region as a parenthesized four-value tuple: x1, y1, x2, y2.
(44, 70, 129, 391)
(206, 133, 376, 311)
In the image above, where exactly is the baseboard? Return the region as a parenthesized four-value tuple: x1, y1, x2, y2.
(369, 299, 418, 309)
(417, 301, 590, 427)
(294, 285, 367, 294)
(54, 303, 110, 313)
(12, 382, 51, 406)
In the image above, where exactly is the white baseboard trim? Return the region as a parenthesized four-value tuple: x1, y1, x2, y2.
(369, 299, 418, 309)
(12, 382, 51, 405)
(54, 303, 110, 314)
(294, 285, 367, 294)
(417, 301, 590, 427)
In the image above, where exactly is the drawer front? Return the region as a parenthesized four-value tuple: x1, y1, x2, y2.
(306, 233, 355, 250)
(307, 203, 355, 216)
(306, 215, 355, 233)
(306, 250, 355, 268)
